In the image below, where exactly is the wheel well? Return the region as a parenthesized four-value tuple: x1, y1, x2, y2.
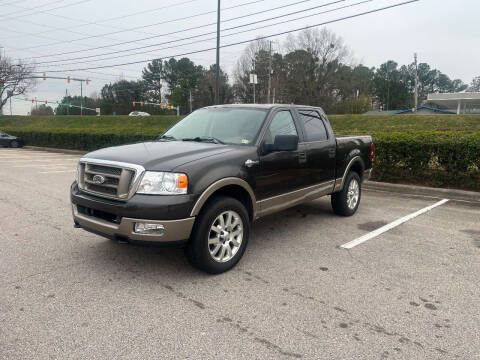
(349, 160, 365, 181)
(203, 185, 254, 222)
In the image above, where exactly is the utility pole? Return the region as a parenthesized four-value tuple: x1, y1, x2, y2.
(215, 0, 221, 105)
(414, 52, 419, 112)
(80, 80, 83, 116)
(267, 40, 272, 103)
(273, 88, 275, 104)
(189, 89, 193, 113)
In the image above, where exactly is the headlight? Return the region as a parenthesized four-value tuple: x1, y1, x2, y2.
(137, 171, 188, 195)
(75, 163, 80, 183)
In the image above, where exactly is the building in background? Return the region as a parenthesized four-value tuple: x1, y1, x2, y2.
(427, 92, 480, 114)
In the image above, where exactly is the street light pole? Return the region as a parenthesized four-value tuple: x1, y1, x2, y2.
(215, 0, 220, 105)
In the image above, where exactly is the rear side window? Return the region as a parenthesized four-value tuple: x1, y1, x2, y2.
(264, 111, 298, 144)
(299, 110, 328, 142)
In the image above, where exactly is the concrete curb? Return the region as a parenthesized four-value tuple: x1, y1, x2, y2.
(364, 181, 480, 203)
(24, 146, 86, 155)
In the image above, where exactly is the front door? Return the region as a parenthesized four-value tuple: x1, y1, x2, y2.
(253, 109, 307, 201)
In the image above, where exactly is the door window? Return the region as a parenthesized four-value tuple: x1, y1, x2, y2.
(264, 111, 298, 144)
(299, 110, 328, 142)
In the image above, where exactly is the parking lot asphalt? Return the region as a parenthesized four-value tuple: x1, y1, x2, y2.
(1, 148, 479, 360)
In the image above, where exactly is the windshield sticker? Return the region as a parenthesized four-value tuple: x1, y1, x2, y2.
(241, 139, 250, 144)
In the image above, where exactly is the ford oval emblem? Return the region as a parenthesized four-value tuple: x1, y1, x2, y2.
(92, 174, 106, 184)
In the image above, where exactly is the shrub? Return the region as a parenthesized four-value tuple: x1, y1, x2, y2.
(372, 131, 480, 190)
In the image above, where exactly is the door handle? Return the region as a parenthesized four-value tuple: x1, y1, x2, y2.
(298, 151, 307, 164)
(245, 159, 259, 168)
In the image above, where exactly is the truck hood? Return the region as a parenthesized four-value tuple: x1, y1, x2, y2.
(83, 141, 235, 171)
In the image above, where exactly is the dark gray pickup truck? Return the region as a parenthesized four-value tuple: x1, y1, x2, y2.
(71, 104, 373, 273)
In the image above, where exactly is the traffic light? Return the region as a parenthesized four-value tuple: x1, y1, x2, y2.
(85, 78, 89, 85)
(67, 76, 70, 84)
(42, 73, 46, 80)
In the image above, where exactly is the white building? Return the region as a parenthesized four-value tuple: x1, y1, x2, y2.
(427, 92, 480, 114)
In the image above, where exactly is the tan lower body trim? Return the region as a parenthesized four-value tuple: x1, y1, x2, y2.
(256, 180, 335, 218)
(73, 206, 195, 242)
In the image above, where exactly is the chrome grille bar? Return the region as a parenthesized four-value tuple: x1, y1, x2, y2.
(77, 158, 145, 201)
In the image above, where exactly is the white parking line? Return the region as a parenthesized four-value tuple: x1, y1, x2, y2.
(340, 199, 450, 249)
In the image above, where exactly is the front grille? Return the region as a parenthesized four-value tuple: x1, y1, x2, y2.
(77, 205, 121, 224)
(79, 162, 136, 200)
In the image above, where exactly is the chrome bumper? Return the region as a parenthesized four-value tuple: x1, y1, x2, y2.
(72, 205, 195, 243)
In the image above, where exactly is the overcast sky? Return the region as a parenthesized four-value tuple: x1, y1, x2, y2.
(1, 0, 478, 115)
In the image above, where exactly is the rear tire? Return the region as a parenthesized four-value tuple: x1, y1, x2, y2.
(331, 172, 361, 216)
(10, 140, 19, 148)
(186, 196, 250, 274)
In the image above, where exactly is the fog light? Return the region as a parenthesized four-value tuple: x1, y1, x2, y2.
(134, 222, 165, 235)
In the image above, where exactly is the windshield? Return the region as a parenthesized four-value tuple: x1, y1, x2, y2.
(162, 107, 268, 145)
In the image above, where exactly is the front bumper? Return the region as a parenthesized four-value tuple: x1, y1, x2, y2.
(72, 205, 195, 243)
(71, 182, 196, 244)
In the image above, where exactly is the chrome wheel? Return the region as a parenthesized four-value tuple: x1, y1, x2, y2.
(208, 210, 243, 263)
(347, 178, 359, 209)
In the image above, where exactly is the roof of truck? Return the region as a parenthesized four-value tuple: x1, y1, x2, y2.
(204, 104, 323, 110)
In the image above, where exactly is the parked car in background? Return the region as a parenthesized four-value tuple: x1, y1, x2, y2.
(128, 111, 151, 116)
(72, 104, 373, 274)
(0, 131, 23, 148)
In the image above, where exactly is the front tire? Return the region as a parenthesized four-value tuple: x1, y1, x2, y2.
(331, 172, 361, 216)
(186, 196, 250, 274)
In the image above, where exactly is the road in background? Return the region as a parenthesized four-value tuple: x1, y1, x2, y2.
(1, 149, 479, 359)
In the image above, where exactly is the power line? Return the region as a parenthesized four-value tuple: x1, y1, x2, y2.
(8, 0, 264, 44)
(37, 0, 369, 67)
(1, 0, 92, 21)
(25, 0, 316, 58)
(35, 0, 420, 73)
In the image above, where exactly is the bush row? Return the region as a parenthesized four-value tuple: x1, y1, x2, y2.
(6, 129, 480, 191)
(7, 130, 156, 151)
(371, 131, 480, 190)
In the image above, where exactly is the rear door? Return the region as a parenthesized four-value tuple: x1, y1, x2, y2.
(296, 109, 336, 184)
(254, 109, 308, 200)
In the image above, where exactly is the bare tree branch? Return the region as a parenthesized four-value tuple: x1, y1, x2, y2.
(0, 55, 36, 113)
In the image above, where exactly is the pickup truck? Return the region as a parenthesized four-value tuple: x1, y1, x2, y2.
(71, 104, 373, 273)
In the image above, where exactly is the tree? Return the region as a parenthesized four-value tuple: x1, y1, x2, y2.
(194, 65, 233, 109)
(0, 56, 36, 114)
(373, 61, 413, 110)
(142, 59, 163, 103)
(162, 57, 204, 114)
(233, 29, 351, 111)
(31, 104, 54, 116)
(99, 80, 146, 115)
(469, 76, 480, 92)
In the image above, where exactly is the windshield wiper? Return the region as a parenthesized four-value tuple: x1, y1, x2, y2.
(182, 136, 225, 144)
(158, 134, 177, 141)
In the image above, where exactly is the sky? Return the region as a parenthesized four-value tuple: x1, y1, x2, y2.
(0, 0, 478, 115)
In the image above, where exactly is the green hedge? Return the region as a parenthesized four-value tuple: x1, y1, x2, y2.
(7, 130, 156, 151)
(372, 131, 480, 190)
